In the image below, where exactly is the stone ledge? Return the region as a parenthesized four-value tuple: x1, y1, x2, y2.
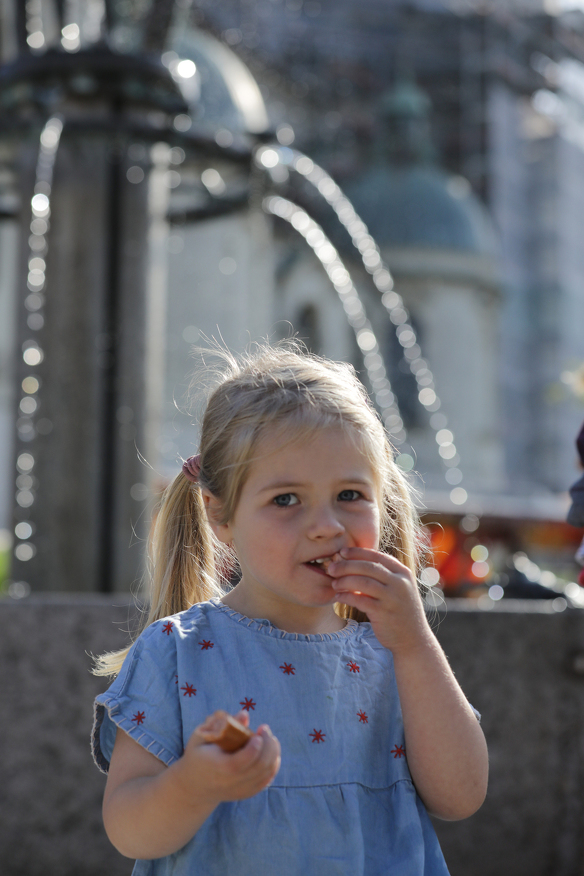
(2, 598, 584, 876)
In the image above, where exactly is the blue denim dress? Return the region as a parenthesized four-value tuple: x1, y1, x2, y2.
(93, 598, 451, 875)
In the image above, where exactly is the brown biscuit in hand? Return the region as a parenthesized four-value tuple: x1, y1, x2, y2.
(197, 710, 254, 752)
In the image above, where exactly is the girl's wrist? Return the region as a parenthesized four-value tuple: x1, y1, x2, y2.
(386, 623, 438, 664)
(166, 755, 222, 813)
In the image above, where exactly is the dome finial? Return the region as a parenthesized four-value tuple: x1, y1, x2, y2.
(380, 73, 435, 166)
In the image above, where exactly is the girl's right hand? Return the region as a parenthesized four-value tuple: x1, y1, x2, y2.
(103, 715, 280, 861)
(176, 711, 281, 806)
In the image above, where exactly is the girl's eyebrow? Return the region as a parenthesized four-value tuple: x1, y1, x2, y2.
(258, 476, 374, 493)
(257, 481, 304, 493)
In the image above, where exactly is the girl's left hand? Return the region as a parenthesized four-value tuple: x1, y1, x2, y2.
(328, 547, 430, 655)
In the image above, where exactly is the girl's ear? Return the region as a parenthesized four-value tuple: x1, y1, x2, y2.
(201, 489, 232, 545)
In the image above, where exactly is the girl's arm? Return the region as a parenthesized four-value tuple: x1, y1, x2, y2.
(329, 547, 488, 821)
(103, 713, 281, 859)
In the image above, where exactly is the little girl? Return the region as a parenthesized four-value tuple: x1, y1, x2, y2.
(92, 343, 488, 875)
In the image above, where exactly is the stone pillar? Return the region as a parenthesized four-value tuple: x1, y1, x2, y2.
(10, 127, 166, 592)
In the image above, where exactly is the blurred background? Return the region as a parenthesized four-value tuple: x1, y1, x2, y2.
(2, 1, 584, 874)
(1, 0, 584, 603)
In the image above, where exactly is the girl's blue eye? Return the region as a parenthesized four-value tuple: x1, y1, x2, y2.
(338, 489, 361, 501)
(273, 493, 299, 507)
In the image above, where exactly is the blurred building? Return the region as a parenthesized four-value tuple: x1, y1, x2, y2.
(182, 0, 584, 504)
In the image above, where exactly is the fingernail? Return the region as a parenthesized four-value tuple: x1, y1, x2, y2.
(340, 548, 349, 558)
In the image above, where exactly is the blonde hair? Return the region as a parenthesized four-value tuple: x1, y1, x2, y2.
(93, 341, 424, 676)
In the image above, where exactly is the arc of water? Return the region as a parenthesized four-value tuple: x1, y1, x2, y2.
(263, 195, 408, 450)
(23, 1, 47, 51)
(12, 116, 63, 582)
(257, 145, 468, 505)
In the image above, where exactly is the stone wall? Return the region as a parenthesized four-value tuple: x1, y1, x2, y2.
(2, 595, 584, 876)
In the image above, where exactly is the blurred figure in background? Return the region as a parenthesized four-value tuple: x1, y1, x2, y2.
(568, 421, 584, 586)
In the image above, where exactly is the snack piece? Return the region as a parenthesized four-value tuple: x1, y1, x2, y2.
(197, 710, 254, 752)
(313, 553, 340, 573)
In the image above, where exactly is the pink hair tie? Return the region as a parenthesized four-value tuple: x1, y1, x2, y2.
(182, 454, 201, 484)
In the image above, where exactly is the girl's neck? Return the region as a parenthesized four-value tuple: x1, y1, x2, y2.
(221, 587, 347, 635)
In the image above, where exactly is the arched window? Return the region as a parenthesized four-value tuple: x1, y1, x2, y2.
(385, 315, 422, 430)
(296, 304, 321, 354)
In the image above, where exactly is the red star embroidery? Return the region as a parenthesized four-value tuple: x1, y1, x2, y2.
(175, 675, 178, 684)
(132, 711, 145, 725)
(181, 683, 197, 697)
(391, 744, 405, 758)
(280, 663, 295, 675)
(240, 698, 256, 711)
(357, 710, 368, 723)
(347, 661, 360, 673)
(310, 729, 326, 743)
(199, 640, 214, 650)
(163, 621, 174, 635)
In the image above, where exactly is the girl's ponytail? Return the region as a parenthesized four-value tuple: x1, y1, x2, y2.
(92, 472, 222, 677)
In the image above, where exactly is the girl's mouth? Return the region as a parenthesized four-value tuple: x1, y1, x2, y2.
(306, 556, 334, 575)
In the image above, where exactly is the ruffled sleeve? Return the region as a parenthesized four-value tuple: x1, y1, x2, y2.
(92, 619, 183, 774)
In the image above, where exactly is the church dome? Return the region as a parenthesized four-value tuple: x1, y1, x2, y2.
(343, 78, 498, 256)
(343, 165, 498, 256)
(169, 28, 270, 137)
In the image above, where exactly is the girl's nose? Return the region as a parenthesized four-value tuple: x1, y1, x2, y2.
(307, 505, 345, 539)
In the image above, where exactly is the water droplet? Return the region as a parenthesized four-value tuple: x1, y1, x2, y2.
(15, 542, 36, 562)
(219, 257, 237, 275)
(215, 129, 234, 148)
(19, 397, 38, 415)
(27, 313, 44, 331)
(22, 377, 40, 394)
(396, 453, 414, 472)
(445, 468, 463, 485)
(356, 330, 376, 352)
(30, 218, 48, 235)
(126, 166, 145, 184)
(182, 325, 200, 344)
(201, 168, 226, 194)
(276, 124, 295, 145)
(27, 32, 45, 49)
(15, 522, 33, 540)
(471, 545, 489, 563)
(17, 453, 34, 472)
(460, 514, 480, 533)
(295, 156, 314, 175)
(421, 567, 440, 587)
(472, 561, 489, 578)
(25, 293, 43, 312)
(418, 388, 437, 407)
(176, 59, 196, 78)
(31, 194, 50, 217)
(258, 148, 279, 169)
(23, 347, 43, 366)
(16, 490, 34, 508)
(164, 170, 181, 188)
(8, 581, 31, 598)
(130, 483, 149, 501)
(174, 114, 192, 132)
(450, 487, 468, 506)
(488, 584, 504, 601)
